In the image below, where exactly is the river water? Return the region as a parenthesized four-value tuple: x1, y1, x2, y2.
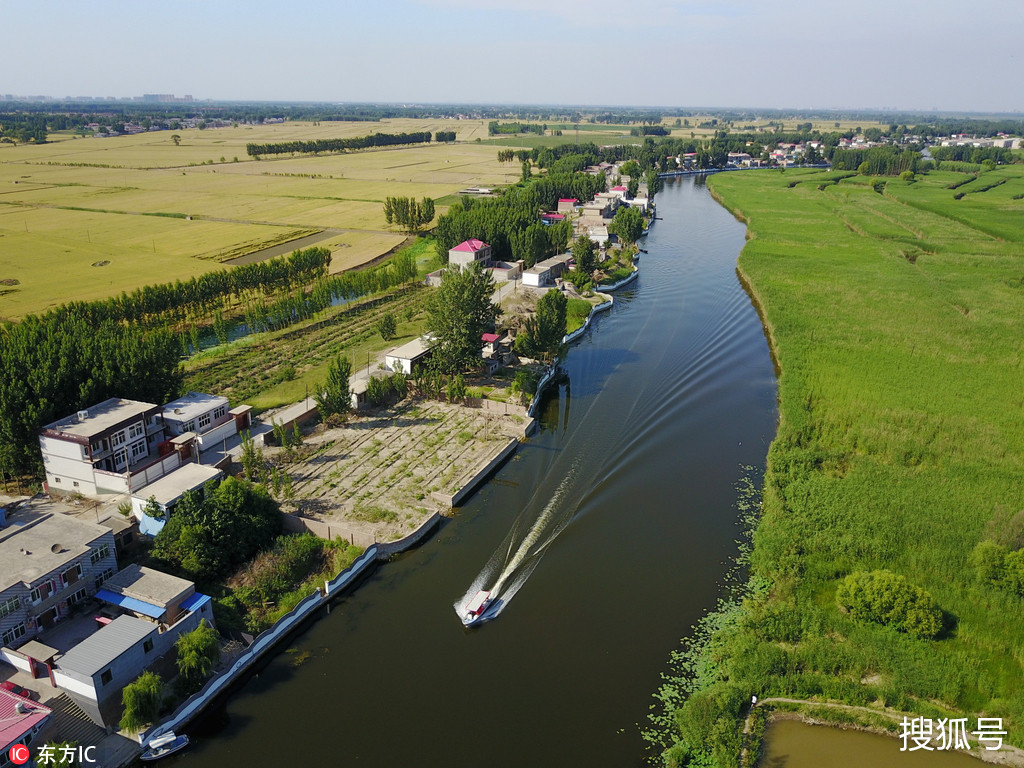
(181, 176, 779, 767)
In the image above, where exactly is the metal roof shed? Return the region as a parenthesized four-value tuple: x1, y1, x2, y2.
(56, 615, 156, 678)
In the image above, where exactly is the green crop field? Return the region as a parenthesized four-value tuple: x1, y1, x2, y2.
(0, 119, 509, 318)
(653, 165, 1024, 765)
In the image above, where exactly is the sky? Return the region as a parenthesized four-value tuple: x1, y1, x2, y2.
(2, 0, 1021, 114)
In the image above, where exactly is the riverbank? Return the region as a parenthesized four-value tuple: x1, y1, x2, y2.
(651, 165, 1024, 766)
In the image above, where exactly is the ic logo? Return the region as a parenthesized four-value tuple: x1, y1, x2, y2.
(8, 744, 30, 765)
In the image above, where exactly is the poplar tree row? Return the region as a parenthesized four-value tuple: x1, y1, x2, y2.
(42, 247, 330, 327)
(246, 131, 432, 157)
(383, 196, 435, 232)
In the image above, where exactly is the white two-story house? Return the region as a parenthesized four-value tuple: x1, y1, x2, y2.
(39, 398, 172, 497)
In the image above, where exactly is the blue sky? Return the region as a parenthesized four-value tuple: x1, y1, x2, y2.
(2, 0, 1021, 113)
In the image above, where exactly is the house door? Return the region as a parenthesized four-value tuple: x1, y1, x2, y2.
(37, 606, 58, 630)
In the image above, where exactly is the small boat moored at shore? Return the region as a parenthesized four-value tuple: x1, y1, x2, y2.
(141, 732, 190, 761)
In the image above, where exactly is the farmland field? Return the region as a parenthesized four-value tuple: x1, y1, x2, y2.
(0, 119, 511, 317)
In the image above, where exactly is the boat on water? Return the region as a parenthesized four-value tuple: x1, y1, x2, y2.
(461, 589, 493, 626)
(141, 732, 190, 761)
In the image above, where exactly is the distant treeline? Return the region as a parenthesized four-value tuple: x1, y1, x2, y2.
(831, 147, 921, 175)
(489, 121, 546, 136)
(929, 145, 1017, 164)
(0, 114, 47, 143)
(246, 131, 432, 157)
(50, 248, 331, 327)
(630, 125, 669, 136)
(434, 131, 456, 142)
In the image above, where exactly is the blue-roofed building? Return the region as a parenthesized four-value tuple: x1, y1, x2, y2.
(50, 565, 215, 725)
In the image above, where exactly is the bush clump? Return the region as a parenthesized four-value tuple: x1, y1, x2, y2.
(835, 569, 943, 639)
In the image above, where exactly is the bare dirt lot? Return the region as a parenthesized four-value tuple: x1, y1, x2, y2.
(277, 396, 531, 543)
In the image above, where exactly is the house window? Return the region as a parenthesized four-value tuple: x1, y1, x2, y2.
(90, 544, 111, 565)
(129, 422, 144, 439)
(61, 564, 83, 587)
(68, 587, 88, 606)
(100, 669, 113, 686)
(143, 638, 154, 654)
(130, 440, 146, 459)
(30, 582, 52, 604)
(53, 477, 61, 484)
(0, 596, 20, 618)
(111, 431, 126, 447)
(1, 622, 26, 647)
(72, 481, 79, 488)
(184, 420, 196, 433)
(94, 568, 115, 590)
(198, 412, 211, 430)
(213, 405, 226, 420)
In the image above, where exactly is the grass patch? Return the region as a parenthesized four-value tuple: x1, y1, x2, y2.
(649, 165, 1024, 765)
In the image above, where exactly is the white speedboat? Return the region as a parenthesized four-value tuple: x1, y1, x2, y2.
(141, 731, 190, 761)
(461, 589, 492, 626)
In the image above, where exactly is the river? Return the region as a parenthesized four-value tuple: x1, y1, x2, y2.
(180, 175, 779, 767)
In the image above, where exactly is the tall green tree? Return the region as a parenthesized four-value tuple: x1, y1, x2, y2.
(383, 196, 435, 233)
(571, 235, 598, 275)
(610, 206, 644, 245)
(176, 619, 221, 695)
(425, 261, 499, 375)
(515, 289, 567, 362)
(315, 355, 352, 423)
(120, 671, 164, 733)
(151, 477, 282, 583)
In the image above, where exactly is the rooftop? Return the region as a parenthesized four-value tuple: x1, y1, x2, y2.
(162, 391, 228, 423)
(56, 615, 155, 678)
(41, 398, 158, 442)
(101, 565, 193, 610)
(386, 337, 431, 361)
(0, 687, 52, 752)
(450, 239, 489, 253)
(0, 513, 110, 591)
(131, 463, 223, 506)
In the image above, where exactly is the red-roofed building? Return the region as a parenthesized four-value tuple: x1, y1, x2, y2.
(0, 687, 52, 759)
(610, 185, 627, 192)
(481, 333, 500, 344)
(448, 239, 492, 270)
(557, 199, 578, 215)
(540, 212, 565, 224)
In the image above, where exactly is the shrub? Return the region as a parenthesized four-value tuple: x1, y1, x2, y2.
(835, 570, 943, 639)
(968, 540, 1009, 584)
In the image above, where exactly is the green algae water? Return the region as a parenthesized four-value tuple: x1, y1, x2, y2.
(181, 176, 779, 767)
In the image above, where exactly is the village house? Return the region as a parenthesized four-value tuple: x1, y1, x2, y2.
(162, 391, 252, 451)
(556, 198, 578, 215)
(0, 687, 52, 763)
(0, 509, 117, 651)
(130, 463, 224, 536)
(39, 398, 175, 497)
(447, 239, 492, 270)
(385, 337, 432, 375)
(523, 254, 574, 288)
(53, 568, 213, 726)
